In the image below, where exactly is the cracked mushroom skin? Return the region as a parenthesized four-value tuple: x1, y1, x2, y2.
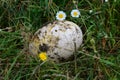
(29, 20, 83, 62)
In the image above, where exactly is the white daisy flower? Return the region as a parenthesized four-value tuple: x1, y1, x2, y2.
(89, 10, 93, 14)
(105, 0, 108, 2)
(71, 9, 80, 18)
(56, 11, 66, 21)
(0, 29, 2, 31)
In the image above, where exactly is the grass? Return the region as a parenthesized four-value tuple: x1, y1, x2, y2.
(0, 0, 120, 80)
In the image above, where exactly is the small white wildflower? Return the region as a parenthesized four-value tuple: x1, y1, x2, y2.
(89, 10, 93, 14)
(105, 0, 108, 2)
(0, 29, 2, 31)
(71, 9, 80, 18)
(56, 11, 66, 21)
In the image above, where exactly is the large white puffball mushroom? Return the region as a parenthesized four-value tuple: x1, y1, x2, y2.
(29, 20, 83, 62)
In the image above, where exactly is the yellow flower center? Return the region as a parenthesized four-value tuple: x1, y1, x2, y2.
(58, 14, 64, 18)
(39, 52, 47, 61)
(73, 12, 78, 16)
